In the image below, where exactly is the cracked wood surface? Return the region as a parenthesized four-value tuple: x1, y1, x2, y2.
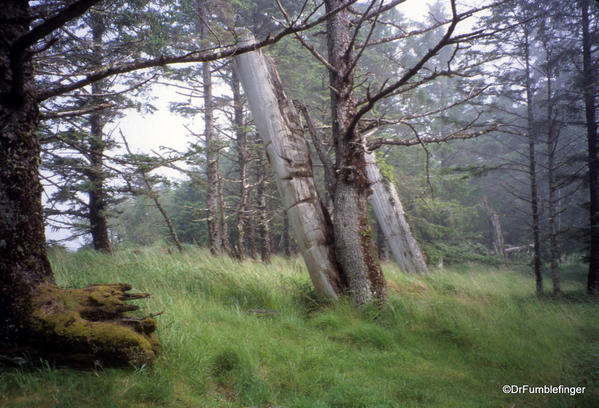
(234, 33, 344, 299)
(365, 151, 428, 274)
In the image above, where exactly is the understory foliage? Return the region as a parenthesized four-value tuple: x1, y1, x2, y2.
(1, 246, 596, 407)
(110, 157, 504, 267)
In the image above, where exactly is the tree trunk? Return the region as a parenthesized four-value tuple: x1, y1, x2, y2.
(257, 153, 272, 263)
(376, 222, 389, 262)
(234, 34, 345, 300)
(88, 112, 112, 253)
(524, 29, 543, 296)
(246, 206, 258, 259)
(1, 0, 54, 347)
(121, 135, 184, 253)
(481, 195, 507, 263)
(365, 150, 428, 274)
(282, 211, 291, 257)
(1, 0, 158, 366)
(544, 61, 560, 294)
(88, 12, 112, 254)
(325, 0, 387, 304)
(203, 62, 222, 255)
(231, 67, 250, 259)
(581, 0, 599, 295)
(198, 1, 222, 255)
(218, 168, 233, 255)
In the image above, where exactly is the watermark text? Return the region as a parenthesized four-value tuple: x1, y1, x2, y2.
(502, 384, 585, 396)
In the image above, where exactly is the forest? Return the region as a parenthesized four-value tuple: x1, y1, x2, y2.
(1, 0, 598, 406)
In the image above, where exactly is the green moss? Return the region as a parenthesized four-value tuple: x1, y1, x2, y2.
(26, 283, 159, 367)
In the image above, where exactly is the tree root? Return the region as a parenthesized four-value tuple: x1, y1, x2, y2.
(20, 283, 160, 368)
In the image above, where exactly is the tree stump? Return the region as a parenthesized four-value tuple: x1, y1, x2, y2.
(12, 283, 160, 368)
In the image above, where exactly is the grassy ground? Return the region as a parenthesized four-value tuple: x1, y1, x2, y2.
(1, 246, 597, 407)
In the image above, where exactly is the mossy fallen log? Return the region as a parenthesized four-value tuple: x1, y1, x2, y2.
(15, 283, 160, 368)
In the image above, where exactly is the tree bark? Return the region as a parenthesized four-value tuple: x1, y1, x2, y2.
(257, 153, 272, 263)
(523, 28, 543, 296)
(234, 34, 345, 300)
(543, 56, 560, 294)
(365, 150, 428, 274)
(87, 12, 112, 254)
(1, 0, 54, 346)
(376, 222, 389, 262)
(231, 67, 250, 259)
(581, 0, 599, 295)
(325, 0, 387, 304)
(198, 1, 222, 255)
(218, 168, 233, 255)
(88, 112, 112, 253)
(282, 211, 291, 257)
(246, 205, 258, 259)
(1, 0, 158, 366)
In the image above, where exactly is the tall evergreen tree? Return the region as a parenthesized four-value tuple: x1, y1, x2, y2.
(579, 0, 599, 294)
(39, 1, 168, 251)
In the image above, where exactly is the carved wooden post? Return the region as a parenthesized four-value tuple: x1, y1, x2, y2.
(481, 195, 507, 263)
(365, 151, 428, 274)
(234, 34, 345, 299)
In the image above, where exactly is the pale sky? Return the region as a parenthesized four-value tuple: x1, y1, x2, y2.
(118, 83, 195, 167)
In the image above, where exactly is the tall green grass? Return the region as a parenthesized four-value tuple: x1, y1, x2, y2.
(1, 245, 597, 407)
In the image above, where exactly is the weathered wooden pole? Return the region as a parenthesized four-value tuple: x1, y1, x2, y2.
(365, 151, 428, 274)
(234, 34, 345, 299)
(481, 195, 507, 263)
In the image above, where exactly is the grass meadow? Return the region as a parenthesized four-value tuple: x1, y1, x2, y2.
(1, 245, 597, 407)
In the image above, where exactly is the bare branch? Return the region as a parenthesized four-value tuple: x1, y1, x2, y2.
(347, 0, 385, 76)
(13, 0, 102, 51)
(360, 85, 489, 132)
(295, 101, 336, 193)
(346, 0, 460, 139)
(349, 0, 407, 23)
(357, 0, 511, 49)
(8, 0, 102, 104)
(274, 0, 337, 73)
(37, 0, 360, 101)
(347, 0, 379, 59)
(40, 102, 114, 120)
(120, 131, 184, 252)
(367, 123, 499, 150)
(400, 122, 435, 196)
